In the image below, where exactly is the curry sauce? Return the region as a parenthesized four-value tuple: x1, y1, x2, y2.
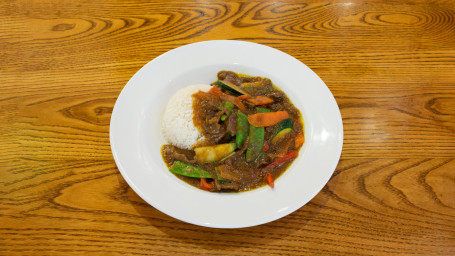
(161, 71, 304, 192)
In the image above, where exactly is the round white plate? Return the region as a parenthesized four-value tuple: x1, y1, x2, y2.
(110, 40, 343, 228)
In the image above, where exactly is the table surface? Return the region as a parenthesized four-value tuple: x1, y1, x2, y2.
(1, 0, 455, 255)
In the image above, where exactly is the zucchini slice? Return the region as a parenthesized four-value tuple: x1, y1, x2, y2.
(194, 143, 236, 163)
(271, 118, 293, 144)
(216, 80, 250, 96)
(271, 128, 292, 144)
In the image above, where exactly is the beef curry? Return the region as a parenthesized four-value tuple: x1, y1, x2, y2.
(161, 71, 304, 192)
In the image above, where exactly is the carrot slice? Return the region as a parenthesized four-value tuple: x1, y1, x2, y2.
(209, 86, 223, 96)
(200, 178, 214, 190)
(266, 173, 274, 188)
(247, 96, 274, 106)
(208, 86, 246, 112)
(238, 95, 249, 100)
(262, 142, 270, 152)
(247, 111, 289, 127)
(295, 133, 305, 148)
(220, 94, 246, 112)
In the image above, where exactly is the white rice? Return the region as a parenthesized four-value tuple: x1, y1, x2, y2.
(162, 84, 212, 149)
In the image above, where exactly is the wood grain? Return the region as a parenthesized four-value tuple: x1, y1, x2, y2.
(1, 0, 455, 255)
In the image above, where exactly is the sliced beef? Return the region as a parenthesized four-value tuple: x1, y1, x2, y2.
(217, 164, 241, 182)
(219, 181, 240, 191)
(217, 71, 242, 86)
(224, 110, 237, 136)
(209, 107, 228, 124)
(161, 145, 196, 165)
(192, 90, 226, 143)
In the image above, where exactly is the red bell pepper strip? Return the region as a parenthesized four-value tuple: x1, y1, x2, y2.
(265, 151, 298, 169)
(200, 178, 214, 190)
(266, 173, 274, 188)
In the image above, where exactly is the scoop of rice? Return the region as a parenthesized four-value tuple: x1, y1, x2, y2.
(162, 84, 212, 149)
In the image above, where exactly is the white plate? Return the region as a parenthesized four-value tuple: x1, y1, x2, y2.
(110, 40, 343, 228)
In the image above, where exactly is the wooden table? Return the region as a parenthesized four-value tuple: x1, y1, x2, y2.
(1, 0, 454, 255)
